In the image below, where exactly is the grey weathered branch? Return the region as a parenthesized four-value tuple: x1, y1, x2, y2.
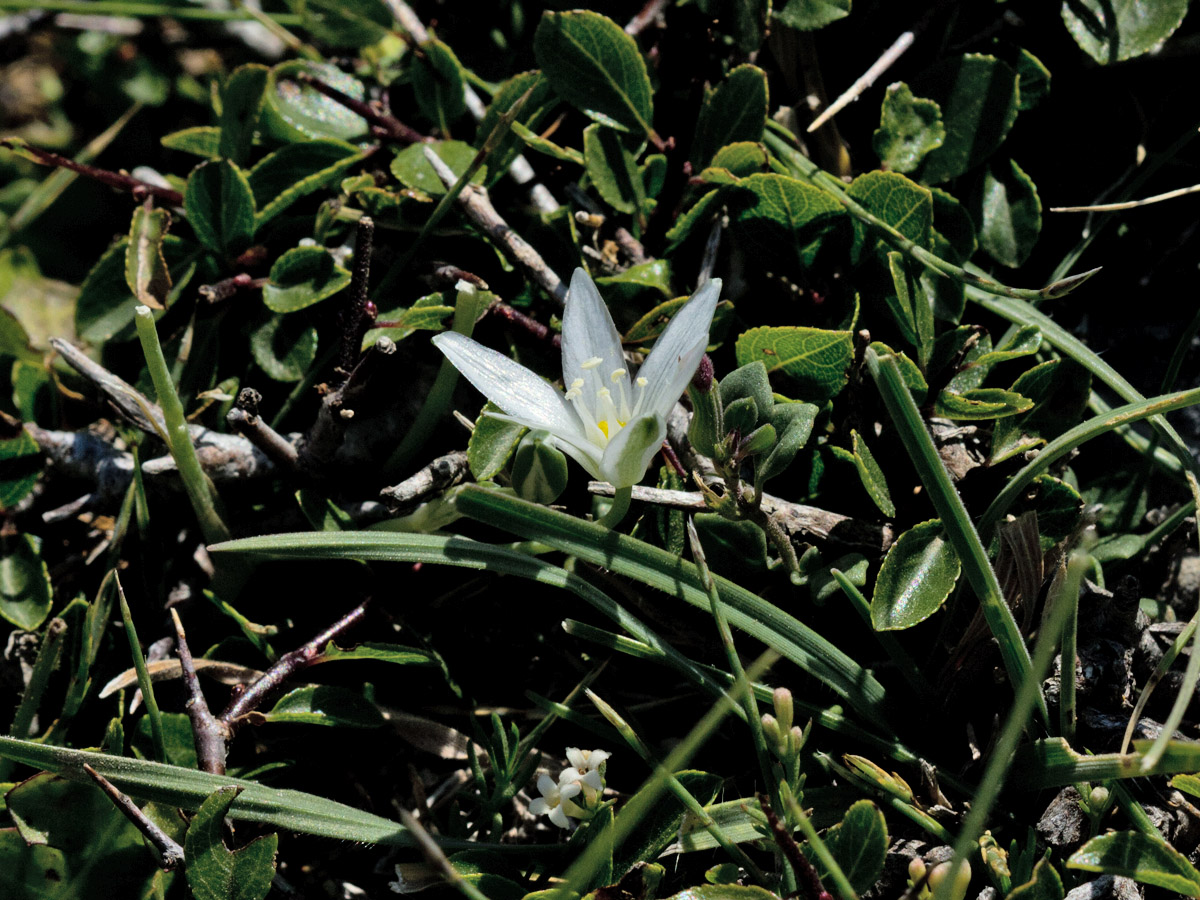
(423, 147, 567, 305)
(380, 450, 470, 514)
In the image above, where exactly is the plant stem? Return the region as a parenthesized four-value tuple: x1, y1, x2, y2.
(0, 0, 302, 22)
(134, 306, 230, 545)
(597, 485, 633, 529)
(116, 577, 166, 764)
(0, 618, 67, 780)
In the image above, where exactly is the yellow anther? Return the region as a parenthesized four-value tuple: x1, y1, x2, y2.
(581, 357, 603, 370)
(610, 368, 627, 382)
(636, 377, 648, 387)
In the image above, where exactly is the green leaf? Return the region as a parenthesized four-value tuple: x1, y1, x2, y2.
(219, 64, 269, 165)
(124, 206, 172, 309)
(185, 159, 256, 256)
(468, 408, 526, 481)
(161, 125, 221, 158)
(973, 158, 1042, 268)
(289, 0, 391, 48)
(973, 324, 1042, 368)
(534, 10, 655, 138)
(886, 252, 934, 366)
(1068, 830, 1200, 896)
(665, 188, 726, 250)
(186, 787, 278, 900)
(1062, 0, 1189, 64)
(318, 641, 436, 666)
(850, 429, 894, 517)
(261, 61, 368, 142)
(735, 325, 854, 403)
(0, 427, 41, 510)
(391, 140, 482, 196)
(511, 121, 585, 165)
(812, 800, 888, 893)
(262, 245, 351, 313)
(871, 519, 960, 631)
(250, 314, 318, 382)
(1016, 49, 1051, 110)
(847, 170, 933, 262)
(915, 54, 1019, 184)
(624, 295, 733, 347)
(614, 771, 723, 875)
(773, 0, 851, 29)
(477, 71, 559, 182)
(412, 38, 467, 131)
(691, 65, 768, 168)
(758, 402, 818, 483)
(708, 142, 769, 178)
(872, 83, 945, 174)
(1172, 773, 1200, 799)
(1016, 476, 1082, 547)
(264, 685, 385, 728)
(664, 885, 782, 900)
(584, 124, 643, 214)
(730, 173, 846, 269)
(0, 533, 52, 630)
(77, 236, 196, 343)
(934, 387, 1034, 420)
(596, 259, 674, 304)
(249, 139, 364, 227)
(362, 293, 455, 347)
(1008, 858, 1064, 900)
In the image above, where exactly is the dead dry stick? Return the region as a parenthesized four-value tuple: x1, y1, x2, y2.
(51, 337, 164, 434)
(0, 139, 185, 205)
(423, 145, 568, 305)
(1051, 182, 1200, 212)
(380, 450, 470, 514)
(171, 608, 230, 775)
(84, 764, 185, 870)
(221, 599, 371, 724)
(626, 0, 669, 34)
(807, 30, 915, 133)
(226, 389, 301, 475)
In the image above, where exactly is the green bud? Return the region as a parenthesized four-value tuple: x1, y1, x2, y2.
(773, 688, 794, 733)
(740, 423, 777, 458)
(719, 361, 773, 420)
(512, 430, 569, 505)
(1088, 786, 1110, 809)
(761, 713, 782, 750)
(686, 380, 723, 458)
(723, 396, 758, 437)
(928, 861, 971, 900)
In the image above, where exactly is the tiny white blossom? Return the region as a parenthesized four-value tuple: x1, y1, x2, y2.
(433, 269, 720, 489)
(529, 772, 582, 828)
(561, 747, 610, 805)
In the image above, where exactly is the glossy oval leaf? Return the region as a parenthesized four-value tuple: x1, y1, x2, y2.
(391, 140, 482, 196)
(77, 235, 196, 343)
(1068, 830, 1200, 897)
(262, 245, 351, 313)
(250, 139, 365, 227)
(0, 428, 42, 511)
(0, 533, 52, 630)
(934, 387, 1034, 420)
(477, 70, 559, 182)
(185, 159, 256, 256)
(161, 126, 220, 158)
(261, 61, 368, 142)
(774, 0, 851, 30)
(584, 124, 642, 214)
(469, 402, 527, 481)
(731, 173, 846, 269)
(915, 54, 1019, 184)
(973, 158, 1042, 268)
(264, 685, 385, 728)
(811, 799, 888, 894)
(534, 10, 654, 137)
(691, 64, 768, 167)
(873, 82, 945, 174)
(250, 314, 318, 382)
(1008, 857, 1064, 900)
(186, 786, 278, 900)
(735, 325, 854, 403)
(851, 429, 895, 517)
(1062, 0, 1189, 64)
(871, 519, 961, 631)
(847, 169, 933, 262)
(666, 885, 781, 900)
(218, 63, 268, 165)
(291, 0, 391, 48)
(412, 38, 467, 130)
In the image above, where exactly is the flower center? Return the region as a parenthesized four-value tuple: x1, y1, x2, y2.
(564, 366, 649, 448)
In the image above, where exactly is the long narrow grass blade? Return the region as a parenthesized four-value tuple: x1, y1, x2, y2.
(866, 348, 1043, 727)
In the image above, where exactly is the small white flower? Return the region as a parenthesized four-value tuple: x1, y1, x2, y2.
(433, 269, 721, 489)
(561, 747, 610, 805)
(529, 772, 582, 828)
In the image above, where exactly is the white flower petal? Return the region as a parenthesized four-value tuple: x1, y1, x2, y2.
(548, 805, 571, 828)
(433, 333, 581, 436)
(632, 279, 721, 417)
(529, 798, 550, 815)
(579, 770, 603, 791)
(565, 747, 586, 769)
(600, 414, 666, 488)
(536, 773, 558, 796)
(586, 749, 611, 767)
(561, 269, 628, 410)
(558, 780, 582, 801)
(483, 410, 604, 478)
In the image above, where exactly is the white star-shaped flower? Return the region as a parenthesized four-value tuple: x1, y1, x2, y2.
(528, 772, 582, 828)
(433, 269, 720, 489)
(561, 747, 610, 805)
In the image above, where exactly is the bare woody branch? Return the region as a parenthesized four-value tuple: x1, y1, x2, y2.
(292, 71, 429, 146)
(423, 147, 568, 305)
(380, 450, 470, 514)
(170, 609, 230, 775)
(84, 764, 185, 870)
(1, 140, 184, 206)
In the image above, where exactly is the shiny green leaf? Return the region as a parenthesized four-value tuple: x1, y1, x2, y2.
(1016, 49, 1051, 110)
(124, 206, 172, 309)
(0, 533, 52, 630)
(735, 325, 854, 402)
(773, 0, 851, 30)
(250, 314, 318, 382)
(1062, 0, 1189, 64)
(262, 245, 351, 313)
(811, 800, 888, 893)
(934, 387, 1034, 420)
(1068, 830, 1200, 896)
(915, 54, 1019, 184)
(261, 61, 368, 142)
(412, 38, 466, 130)
(161, 125, 221, 158)
(477, 71, 558, 182)
(871, 519, 960, 631)
(185, 159, 256, 256)
(691, 65, 768, 168)
(390, 140, 483, 196)
(847, 169, 933, 261)
(250, 139, 364, 227)
(0, 427, 41, 511)
(264, 685, 384, 728)
(851, 429, 895, 517)
(973, 158, 1042, 268)
(219, 64, 268, 165)
(872, 82, 944, 174)
(1008, 858, 1064, 900)
(291, 0, 390, 48)
(468, 402, 525, 481)
(731, 173, 846, 269)
(186, 786, 277, 900)
(584, 124, 642, 214)
(534, 10, 655, 137)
